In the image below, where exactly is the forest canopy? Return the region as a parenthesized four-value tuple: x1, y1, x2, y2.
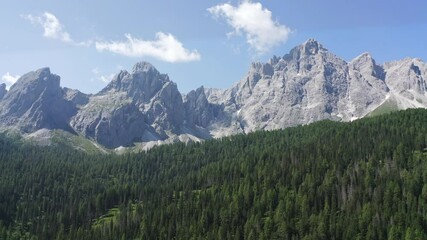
(0, 109, 427, 239)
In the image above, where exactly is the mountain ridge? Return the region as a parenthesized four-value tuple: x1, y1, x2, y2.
(0, 39, 426, 150)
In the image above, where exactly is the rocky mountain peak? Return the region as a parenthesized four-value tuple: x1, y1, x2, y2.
(35, 67, 51, 76)
(350, 52, 385, 80)
(130, 61, 170, 88)
(100, 61, 170, 101)
(353, 52, 373, 62)
(4, 67, 60, 100)
(100, 70, 130, 93)
(302, 38, 324, 55)
(281, 39, 330, 70)
(8, 67, 58, 91)
(0, 67, 75, 132)
(71, 61, 186, 147)
(384, 58, 427, 96)
(184, 85, 222, 128)
(132, 61, 159, 74)
(1, 40, 426, 150)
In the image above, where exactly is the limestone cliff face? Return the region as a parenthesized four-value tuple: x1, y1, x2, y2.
(183, 86, 223, 128)
(70, 62, 187, 148)
(0, 68, 76, 132)
(203, 39, 426, 138)
(1, 40, 426, 149)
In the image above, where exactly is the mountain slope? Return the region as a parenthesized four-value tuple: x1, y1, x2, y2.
(70, 62, 194, 148)
(0, 39, 426, 149)
(206, 39, 426, 138)
(0, 68, 76, 132)
(0, 83, 6, 100)
(1, 109, 427, 239)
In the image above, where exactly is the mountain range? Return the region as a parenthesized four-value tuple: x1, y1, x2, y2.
(1, 39, 426, 151)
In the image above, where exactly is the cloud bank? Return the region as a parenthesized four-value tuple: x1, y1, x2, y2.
(95, 33, 201, 63)
(208, 1, 292, 54)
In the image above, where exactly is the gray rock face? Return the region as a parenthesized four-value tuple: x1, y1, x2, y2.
(207, 39, 352, 136)
(70, 62, 186, 147)
(183, 86, 223, 128)
(72, 102, 146, 148)
(202, 39, 427, 138)
(64, 87, 90, 107)
(0, 83, 6, 100)
(346, 53, 389, 118)
(0, 68, 75, 132)
(383, 58, 427, 107)
(1, 39, 426, 149)
(145, 80, 185, 135)
(100, 62, 168, 102)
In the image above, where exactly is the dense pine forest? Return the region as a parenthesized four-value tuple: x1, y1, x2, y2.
(1, 109, 427, 239)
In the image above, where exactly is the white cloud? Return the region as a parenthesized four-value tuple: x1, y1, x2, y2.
(23, 12, 91, 46)
(1, 72, 20, 90)
(208, 1, 292, 54)
(23, 12, 199, 63)
(95, 32, 201, 63)
(91, 68, 115, 83)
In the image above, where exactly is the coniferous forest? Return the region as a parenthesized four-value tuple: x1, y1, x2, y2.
(1, 109, 427, 239)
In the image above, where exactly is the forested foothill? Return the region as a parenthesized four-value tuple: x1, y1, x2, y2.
(1, 109, 427, 239)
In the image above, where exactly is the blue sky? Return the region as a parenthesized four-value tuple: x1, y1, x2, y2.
(1, 0, 426, 94)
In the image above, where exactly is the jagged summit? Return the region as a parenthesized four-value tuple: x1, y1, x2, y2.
(132, 61, 158, 74)
(351, 52, 374, 66)
(304, 38, 320, 44)
(70, 62, 185, 148)
(288, 38, 327, 57)
(350, 52, 385, 80)
(0, 39, 426, 150)
(0, 67, 75, 132)
(281, 38, 330, 64)
(7, 67, 58, 92)
(34, 67, 51, 75)
(100, 61, 170, 96)
(301, 38, 324, 55)
(269, 39, 325, 64)
(356, 52, 372, 58)
(4, 67, 60, 100)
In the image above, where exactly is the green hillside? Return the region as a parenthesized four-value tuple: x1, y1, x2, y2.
(367, 97, 400, 117)
(0, 109, 427, 239)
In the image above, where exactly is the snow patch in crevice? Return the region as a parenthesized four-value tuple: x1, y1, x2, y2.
(350, 116, 359, 121)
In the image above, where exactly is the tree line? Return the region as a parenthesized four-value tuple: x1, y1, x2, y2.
(0, 109, 427, 239)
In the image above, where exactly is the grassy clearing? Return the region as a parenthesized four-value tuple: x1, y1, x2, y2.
(92, 203, 141, 229)
(367, 98, 399, 117)
(51, 130, 109, 154)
